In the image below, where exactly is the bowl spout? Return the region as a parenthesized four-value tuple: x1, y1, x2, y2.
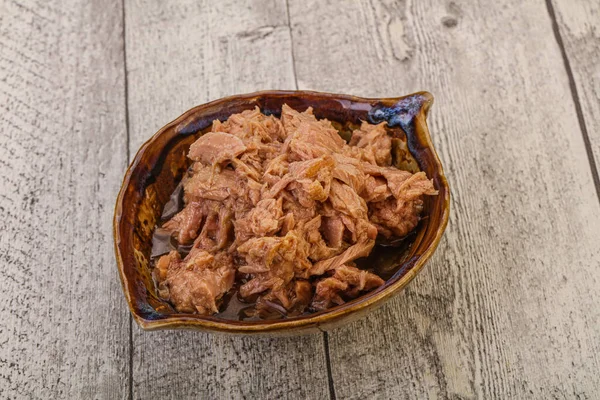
(368, 92, 434, 137)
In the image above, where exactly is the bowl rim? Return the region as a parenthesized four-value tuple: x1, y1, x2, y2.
(113, 89, 450, 333)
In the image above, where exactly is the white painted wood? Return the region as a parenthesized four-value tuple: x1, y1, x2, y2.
(288, 0, 600, 398)
(550, 0, 600, 192)
(124, 1, 329, 399)
(0, 0, 129, 398)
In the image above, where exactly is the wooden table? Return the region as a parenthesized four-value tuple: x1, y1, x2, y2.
(1, 0, 599, 398)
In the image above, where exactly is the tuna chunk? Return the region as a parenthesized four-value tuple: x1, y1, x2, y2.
(370, 198, 423, 237)
(281, 104, 345, 161)
(349, 121, 392, 166)
(253, 279, 314, 318)
(155, 249, 235, 315)
(312, 264, 385, 310)
(183, 165, 239, 202)
(213, 106, 286, 142)
(263, 155, 334, 205)
(188, 131, 247, 165)
(362, 174, 390, 203)
(369, 169, 437, 237)
(234, 198, 283, 244)
(300, 215, 340, 262)
(280, 104, 317, 133)
(237, 231, 312, 307)
(321, 215, 345, 248)
(329, 179, 368, 219)
(383, 170, 438, 200)
(162, 202, 204, 244)
(264, 154, 289, 178)
(308, 237, 375, 277)
(332, 153, 366, 193)
(280, 191, 317, 222)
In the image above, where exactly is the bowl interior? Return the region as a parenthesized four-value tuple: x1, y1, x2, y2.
(114, 91, 449, 332)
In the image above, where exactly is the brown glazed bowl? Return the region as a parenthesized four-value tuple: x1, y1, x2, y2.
(114, 90, 450, 335)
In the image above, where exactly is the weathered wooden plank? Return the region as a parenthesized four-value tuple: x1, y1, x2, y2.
(549, 0, 600, 197)
(125, 0, 298, 152)
(124, 1, 329, 398)
(289, 0, 600, 398)
(0, 0, 129, 398)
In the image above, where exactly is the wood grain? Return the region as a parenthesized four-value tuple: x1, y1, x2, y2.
(124, 1, 329, 399)
(549, 0, 600, 198)
(2, 0, 599, 398)
(288, 0, 600, 398)
(0, 0, 129, 398)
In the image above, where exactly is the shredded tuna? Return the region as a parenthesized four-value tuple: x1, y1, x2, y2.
(155, 249, 235, 315)
(154, 104, 437, 317)
(312, 264, 385, 310)
(349, 121, 393, 166)
(188, 131, 247, 165)
(162, 202, 204, 244)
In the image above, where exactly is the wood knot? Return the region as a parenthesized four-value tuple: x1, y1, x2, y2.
(442, 17, 458, 28)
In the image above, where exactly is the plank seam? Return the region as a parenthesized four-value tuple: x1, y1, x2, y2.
(545, 0, 600, 204)
(122, 0, 131, 164)
(323, 332, 337, 400)
(128, 317, 133, 400)
(121, 0, 133, 398)
(285, 0, 299, 91)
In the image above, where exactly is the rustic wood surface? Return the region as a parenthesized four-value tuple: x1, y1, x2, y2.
(1, 0, 599, 399)
(550, 0, 600, 200)
(0, 0, 129, 398)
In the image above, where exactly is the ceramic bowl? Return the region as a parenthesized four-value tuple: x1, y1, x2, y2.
(113, 90, 450, 335)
